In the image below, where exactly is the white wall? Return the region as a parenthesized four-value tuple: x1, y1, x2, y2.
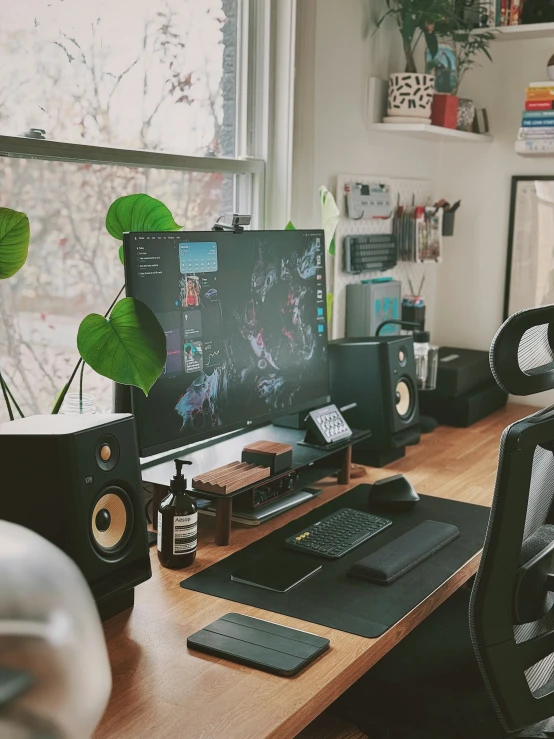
(291, 0, 554, 400)
(291, 0, 441, 335)
(434, 37, 554, 405)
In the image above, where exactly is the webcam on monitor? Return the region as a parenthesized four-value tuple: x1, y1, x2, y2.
(213, 213, 252, 233)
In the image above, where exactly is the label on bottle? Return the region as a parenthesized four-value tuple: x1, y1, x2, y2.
(157, 511, 162, 551)
(173, 513, 197, 556)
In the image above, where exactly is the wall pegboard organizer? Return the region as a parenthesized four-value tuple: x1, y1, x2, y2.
(329, 174, 435, 339)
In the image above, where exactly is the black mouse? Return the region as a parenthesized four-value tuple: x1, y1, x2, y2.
(367, 474, 420, 512)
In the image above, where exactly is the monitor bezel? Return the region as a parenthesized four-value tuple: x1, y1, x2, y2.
(123, 229, 331, 458)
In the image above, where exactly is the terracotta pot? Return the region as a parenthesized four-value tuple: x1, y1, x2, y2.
(387, 73, 435, 119)
(431, 94, 459, 129)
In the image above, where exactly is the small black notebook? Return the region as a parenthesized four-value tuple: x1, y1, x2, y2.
(231, 553, 322, 592)
(187, 612, 330, 676)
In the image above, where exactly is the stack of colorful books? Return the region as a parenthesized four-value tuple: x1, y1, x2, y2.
(495, 0, 521, 26)
(481, 0, 521, 26)
(515, 82, 554, 155)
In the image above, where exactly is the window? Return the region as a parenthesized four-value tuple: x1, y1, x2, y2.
(0, 0, 270, 421)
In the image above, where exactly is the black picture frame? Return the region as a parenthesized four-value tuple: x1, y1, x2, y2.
(504, 175, 554, 322)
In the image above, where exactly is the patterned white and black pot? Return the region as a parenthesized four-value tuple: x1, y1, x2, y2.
(387, 73, 435, 119)
(456, 98, 476, 132)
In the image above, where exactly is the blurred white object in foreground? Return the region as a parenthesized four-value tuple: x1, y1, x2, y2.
(0, 521, 112, 738)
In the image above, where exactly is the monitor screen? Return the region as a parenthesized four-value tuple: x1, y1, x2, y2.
(123, 229, 330, 456)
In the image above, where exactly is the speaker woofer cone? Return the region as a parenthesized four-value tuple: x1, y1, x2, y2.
(91, 486, 134, 556)
(396, 379, 415, 421)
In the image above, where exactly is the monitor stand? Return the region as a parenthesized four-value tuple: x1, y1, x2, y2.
(141, 425, 369, 547)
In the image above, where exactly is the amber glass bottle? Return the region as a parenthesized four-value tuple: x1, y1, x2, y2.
(157, 460, 197, 569)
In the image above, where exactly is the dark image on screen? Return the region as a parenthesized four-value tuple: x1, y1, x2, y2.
(124, 230, 329, 455)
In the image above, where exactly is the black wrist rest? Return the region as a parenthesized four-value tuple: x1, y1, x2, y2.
(347, 520, 460, 585)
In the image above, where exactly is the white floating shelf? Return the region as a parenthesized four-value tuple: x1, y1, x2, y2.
(515, 142, 554, 156)
(477, 22, 554, 40)
(369, 123, 493, 143)
(515, 151, 554, 157)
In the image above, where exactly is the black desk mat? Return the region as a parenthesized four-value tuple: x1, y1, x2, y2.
(181, 486, 490, 638)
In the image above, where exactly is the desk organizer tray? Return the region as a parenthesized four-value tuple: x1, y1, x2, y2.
(192, 461, 270, 495)
(181, 486, 490, 638)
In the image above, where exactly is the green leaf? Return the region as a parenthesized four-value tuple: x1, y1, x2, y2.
(77, 297, 166, 396)
(119, 245, 124, 264)
(106, 194, 181, 241)
(402, 14, 416, 45)
(425, 30, 439, 58)
(0, 208, 30, 279)
(326, 293, 333, 324)
(285, 221, 296, 230)
(319, 185, 339, 254)
(329, 237, 336, 256)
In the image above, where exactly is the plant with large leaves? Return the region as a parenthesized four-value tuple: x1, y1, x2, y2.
(53, 193, 180, 413)
(431, 8, 494, 96)
(374, 0, 453, 73)
(0, 207, 30, 420)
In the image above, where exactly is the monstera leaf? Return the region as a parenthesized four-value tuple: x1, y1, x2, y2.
(77, 298, 166, 396)
(0, 208, 30, 279)
(106, 194, 181, 264)
(319, 186, 339, 256)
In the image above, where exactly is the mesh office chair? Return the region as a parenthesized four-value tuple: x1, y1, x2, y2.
(337, 305, 554, 739)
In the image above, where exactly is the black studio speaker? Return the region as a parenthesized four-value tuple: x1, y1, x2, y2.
(328, 337, 420, 466)
(0, 413, 151, 620)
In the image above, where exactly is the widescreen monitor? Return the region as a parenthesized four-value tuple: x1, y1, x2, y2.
(123, 229, 330, 456)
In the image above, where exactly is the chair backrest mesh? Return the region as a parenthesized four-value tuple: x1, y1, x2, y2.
(490, 306, 554, 395)
(523, 445, 554, 539)
(515, 446, 554, 696)
(518, 324, 554, 375)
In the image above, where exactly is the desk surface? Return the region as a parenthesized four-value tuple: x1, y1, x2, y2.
(94, 404, 528, 739)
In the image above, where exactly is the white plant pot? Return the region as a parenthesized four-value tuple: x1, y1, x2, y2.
(387, 73, 435, 119)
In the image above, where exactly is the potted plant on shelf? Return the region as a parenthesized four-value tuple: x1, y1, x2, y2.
(433, 17, 495, 131)
(375, 0, 454, 123)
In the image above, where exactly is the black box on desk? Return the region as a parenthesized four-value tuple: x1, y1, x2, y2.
(435, 347, 492, 396)
(419, 379, 508, 427)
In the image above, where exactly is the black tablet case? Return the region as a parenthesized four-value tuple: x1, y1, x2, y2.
(181, 486, 490, 638)
(187, 612, 329, 676)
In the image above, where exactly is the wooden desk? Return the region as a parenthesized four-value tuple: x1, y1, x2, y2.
(94, 404, 526, 739)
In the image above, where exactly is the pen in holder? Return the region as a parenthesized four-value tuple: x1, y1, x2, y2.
(402, 296, 425, 329)
(402, 276, 426, 329)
